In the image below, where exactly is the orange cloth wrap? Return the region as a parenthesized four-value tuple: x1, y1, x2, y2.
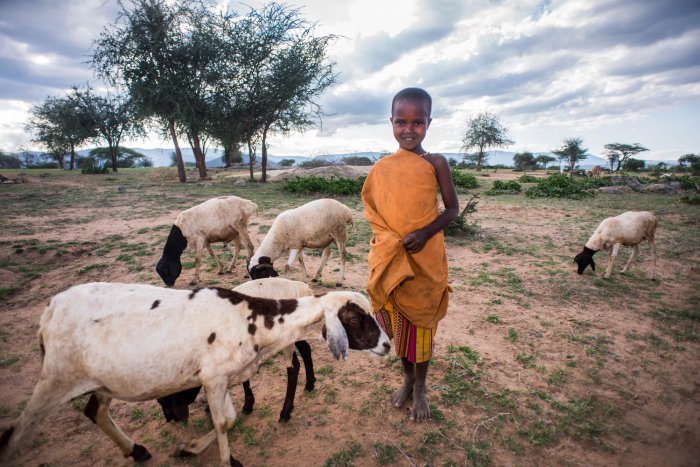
(361, 148, 449, 329)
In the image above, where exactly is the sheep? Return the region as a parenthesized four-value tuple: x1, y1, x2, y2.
(156, 278, 317, 423)
(574, 210, 657, 280)
(156, 196, 258, 286)
(248, 198, 354, 287)
(0, 282, 390, 466)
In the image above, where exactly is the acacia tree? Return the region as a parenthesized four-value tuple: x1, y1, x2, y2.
(461, 112, 514, 172)
(74, 87, 143, 172)
(92, 0, 192, 182)
(27, 91, 95, 170)
(535, 154, 555, 169)
(604, 143, 648, 172)
(512, 152, 536, 171)
(553, 137, 588, 176)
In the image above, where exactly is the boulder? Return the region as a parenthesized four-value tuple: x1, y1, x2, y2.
(638, 183, 681, 195)
(598, 186, 634, 194)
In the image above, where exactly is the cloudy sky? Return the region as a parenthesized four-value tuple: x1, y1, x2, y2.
(1, 0, 699, 160)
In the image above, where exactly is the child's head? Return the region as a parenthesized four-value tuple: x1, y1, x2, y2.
(390, 87, 432, 154)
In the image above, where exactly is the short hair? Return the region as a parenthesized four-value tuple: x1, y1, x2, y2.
(391, 88, 432, 117)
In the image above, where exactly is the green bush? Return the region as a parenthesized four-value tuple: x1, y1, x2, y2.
(680, 194, 700, 204)
(451, 168, 479, 189)
(79, 156, 109, 174)
(525, 174, 594, 200)
(485, 180, 521, 196)
(518, 174, 539, 183)
(283, 175, 366, 195)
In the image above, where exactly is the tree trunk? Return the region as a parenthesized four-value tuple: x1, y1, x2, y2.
(110, 146, 118, 172)
(615, 158, 623, 172)
(69, 142, 76, 171)
(261, 124, 270, 183)
(189, 131, 208, 180)
(224, 140, 231, 168)
(169, 119, 186, 183)
(476, 149, 483, 172)
(568, 156, 575, 177)
(247, 139, 256, 181)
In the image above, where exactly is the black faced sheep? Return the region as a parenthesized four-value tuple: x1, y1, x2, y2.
(156, 196, 258, 286)
(574, 210, 657, 280)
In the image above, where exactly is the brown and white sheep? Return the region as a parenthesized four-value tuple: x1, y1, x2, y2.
(0, 282, 390, 466)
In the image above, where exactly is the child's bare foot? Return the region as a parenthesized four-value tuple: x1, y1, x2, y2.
(410, 392, 430, 422)
(391, 376, 414, 408)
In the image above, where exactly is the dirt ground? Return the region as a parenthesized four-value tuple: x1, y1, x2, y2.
(0, 167, 699, 466)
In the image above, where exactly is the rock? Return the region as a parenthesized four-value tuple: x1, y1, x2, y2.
(199, 182, 213, 187)
(598, 186, 634, 194)
(116, 186, 126, 193)
(608, 176, 643, 189)
(639, 183, 680, 195)
(233, 179, 246, 187)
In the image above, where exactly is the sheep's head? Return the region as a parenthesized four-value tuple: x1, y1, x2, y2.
(321, 292, 391, 360)
(248, 256, 279, 280)
(574, 246, 597, 275)
(156, 225, 187, 286)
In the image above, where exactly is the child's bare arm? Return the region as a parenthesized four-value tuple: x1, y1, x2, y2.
(403, 154, 459, 253)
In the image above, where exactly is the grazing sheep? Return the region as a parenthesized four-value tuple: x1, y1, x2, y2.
(248, 199, 354, 286)
(574, 211, 657, 280)
(156, 278, 317, 423)
(156, 196, 258, 286)
(0, 282, 390, 466)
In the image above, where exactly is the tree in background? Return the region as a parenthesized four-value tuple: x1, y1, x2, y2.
(92, 0, 192, 182)
(278, 158, 296, 167)
(87, 147, 152, 168)
(604, 143, 648, 172)
(26, 90, 96, 170)
(0, 150, 21, 169)
(512, 152, 537, 171)
(622, 157, 645, 172)
(678, 154, 700, 175)
(461, 112, 514, 172)
(74, 87, 144, 172)
(553, 137, 588, 177)
(535, 154, 555, 169)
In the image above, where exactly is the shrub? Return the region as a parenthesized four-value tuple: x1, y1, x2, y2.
(343, 156, 373, 166)
(299, 158, 335, 168)
(680, 194, 700, 204)
(283, 175, 366, 195)
(485, 180, 521, 196)
(445, 194, 480, 237)
(518, 174, 539, 183)
(79, 156, 109, 174)
(525, 174, 594, 199)
(451, 168, 479, 189)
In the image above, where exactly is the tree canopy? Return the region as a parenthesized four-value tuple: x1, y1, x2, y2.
(604, 143, 648, 172)
(461, 112, 514, 172)
(553, 137, 588, 177)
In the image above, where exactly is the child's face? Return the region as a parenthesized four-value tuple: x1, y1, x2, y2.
(390, 98, 432, 154)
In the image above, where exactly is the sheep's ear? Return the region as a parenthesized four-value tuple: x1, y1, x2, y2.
(590, 258, 596, 271)
(323, 309, 349, 361)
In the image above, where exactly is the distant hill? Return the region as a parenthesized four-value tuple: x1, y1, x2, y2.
(9, 147, 678, 170)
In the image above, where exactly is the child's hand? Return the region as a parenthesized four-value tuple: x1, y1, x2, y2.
(404, 229, 429, 253)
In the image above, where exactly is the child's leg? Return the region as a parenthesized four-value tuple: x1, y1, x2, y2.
(391, 357, 415, 408)
(412, 360, 430, 422)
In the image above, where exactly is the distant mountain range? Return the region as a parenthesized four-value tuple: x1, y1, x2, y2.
(19, 147, 677, 170)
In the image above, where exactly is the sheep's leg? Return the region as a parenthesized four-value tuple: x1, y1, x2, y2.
(174, 379, 240, 466)
(279, 351, 301, 422)
(190, 240, 204, 285)
(1, 378, 83, 461)
(337, 240, 347, 287)
(604, 243, 620, 278)
(241, 380, 255, 415)
(312, 246, 331, 283)
(237, 226, 255, 260)
(649, 239, 657, 280)
(206, 244, 225, 275)
(87, 393, 151, 461)
(621, 245, 639, 274)
(293, 249, 310, 281)
(227, 237, 242, 273)
(295, 340, 316, 392)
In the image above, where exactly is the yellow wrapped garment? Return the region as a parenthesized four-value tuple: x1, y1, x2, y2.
(377, 302, 435, 363)
(361, 148, 450, 330)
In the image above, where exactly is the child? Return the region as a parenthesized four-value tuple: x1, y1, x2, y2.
(361, 87, 459, 422)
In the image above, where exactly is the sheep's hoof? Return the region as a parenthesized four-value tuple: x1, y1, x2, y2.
(129, 443, 152, 461)
(311, 278, 318, 283)
(218, 271, 225, 276)
(335, 282, 342, 287)
(173, 442, 196, 458)
(230, 455, 244, 467)
(304, 381, 315, 392)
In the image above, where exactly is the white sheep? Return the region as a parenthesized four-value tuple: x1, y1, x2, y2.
(248, 198, 354, 286)
(574, 210, 658, 279)
(156, 196, 258, 286)
(156, 278, 316, 423)
(0, 282, 390, 466)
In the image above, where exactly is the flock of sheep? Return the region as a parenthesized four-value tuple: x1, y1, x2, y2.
(0, 191, 659, 466)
